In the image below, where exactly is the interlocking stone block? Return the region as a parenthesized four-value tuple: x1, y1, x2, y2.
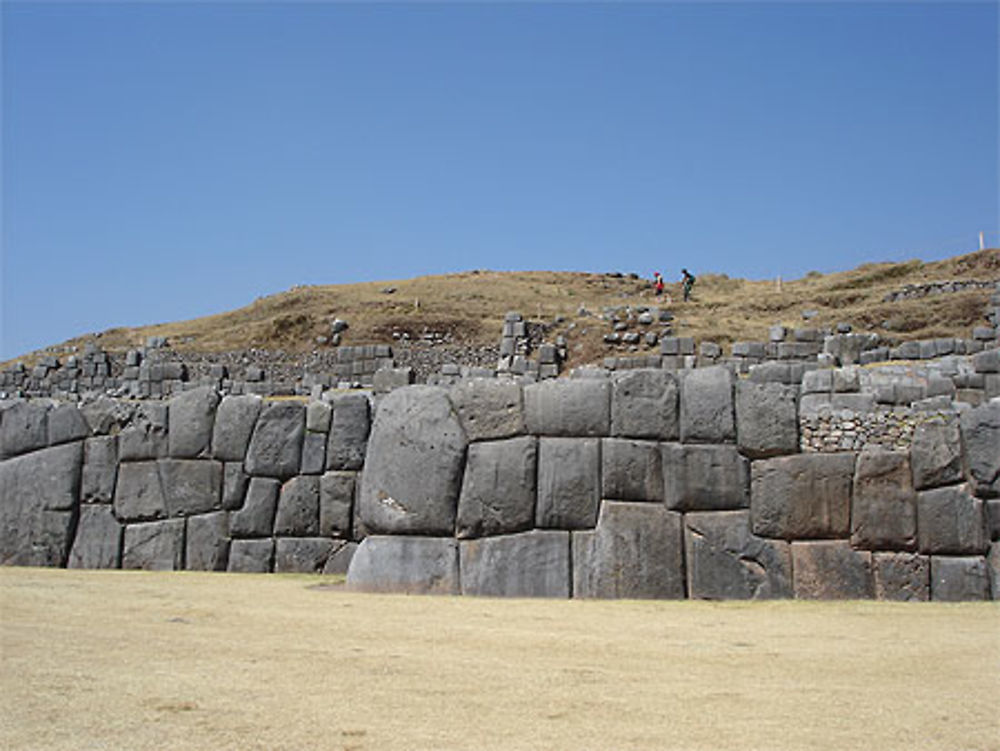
(910, 417, 963, 490)
(601, 439, 663, 502)
(323, 541, 359, 575)
(273, 476, 320, 536)
(306, 400, 332, 433)
(326, 393, 370, 471)
(683, 511, 791, 600)
(185, 511, 230, 571)
(850, 451, 917, 551)
(227, 538, 274, 573)
(524, 378, 610, 436)
(47, 403, 91, 446)
(751, 453, 855, 539)
(114, 461, 166, 522)
(1, 400, 48, 458)
(118, 403, 168, 461)
(456, 436, 537, 539)
(245, 401, 305, 478)
(320, 471, 355, 538)
(574, 503, 685, 599)
(791, 541, 873, 599)
(735, 381, 799, 459)
(67, 504, 122, 570)
(536, 437, 600, 530)
(158, 459, 223, 517)
(347, 536, 459, 594)
(460, 530, 570, 598)
(211, 395, 262, 461)
(300, 432, 327, 474)
(917, 485, 988, 555)
(122, 519, 185, 571)
(449, 378, 525, 441)
(168, 386, 220, 458)
(872, 552, 929, 601)
(663, 443, 749, 511)
(81, 435, 118, 503)
(609, 369, 679, 440)
(274, 537, 334, 573)
(359, 386, 467, 535)
(222, 462, 248, 510)
(960, 402, 1000, 498)
(680, 366, 735, 443)
(930, 556, 990, 601)
(230, 477, 280, 537)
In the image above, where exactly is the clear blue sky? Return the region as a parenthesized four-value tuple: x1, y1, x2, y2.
(2, 1, 997, 360)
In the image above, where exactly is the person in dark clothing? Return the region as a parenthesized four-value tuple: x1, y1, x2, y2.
(653, 271, 665, 296)
(681, 268, 696, 302)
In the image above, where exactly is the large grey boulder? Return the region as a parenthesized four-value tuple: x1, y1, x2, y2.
(524, 378, 610, 436)
(222, 462, 248, 510)
(113, 461, 166, 522)
(850, 451, 917, 550)
(601, 439, 663, 502)
(449, 378, 525, 441)
(229, 477, 280, 537)
(917, 485, 988, 555)
(960, 402, 1000, 498)
(300, 433, 327, 475)
(159, 459, 223, 517)
(273, 475, 320, 536)
(122, 519, 185, 571)
(735, 381, 799, 459)
(609, 369, 679, 440)
(751, 453, 855, 539)
(663, 443, 749, 511)
(536, 437, 600, 530)
(930, 556, 990, 601)
(456, 436, 537, 539)
(211, 395, 262, 461)
(326, 393, 370, 471)
(791, 541, 873, 599)
(168, 386, 219, 458)
(323, 541, 359, 575)
(683, 511, 792, 600)
(910, 417, 964, 490)
(872, 552, 929, 601)
(274, 537, 333, 573)
(320, 471, 355, 538)
(47, 403, 91, 446)
(347, 536, 459, 594)
(460, 530, 570, 598)
(81, 435, 118, 504)
(1, 400, 48, 458)
(67, 504, 122, 570)
(679, 366, 735, 443)
(185, 511, 230, 571)
(306, 400, 332, 433)
(227, 538, 274, 573)
(245, 401, 305, 478)
(118, 403, 168, 461)
(574, 503, 684, 599)
(359, 386, 467, 536)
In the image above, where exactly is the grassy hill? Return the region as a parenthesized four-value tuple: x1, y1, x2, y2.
(11, 249, 1000, 371)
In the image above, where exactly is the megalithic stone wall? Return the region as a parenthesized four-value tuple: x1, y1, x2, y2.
(1, 367, 998, 601)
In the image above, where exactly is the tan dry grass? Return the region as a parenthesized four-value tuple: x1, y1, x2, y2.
(1, 567, 998, 751)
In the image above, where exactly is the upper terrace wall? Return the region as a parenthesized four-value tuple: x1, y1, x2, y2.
(2, 357, 998, 601)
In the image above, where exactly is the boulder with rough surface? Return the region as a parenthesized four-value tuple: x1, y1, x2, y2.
(609, 369, 679, 440)
(460, 530, 570, 598)
(536, 437, 600, 530)
(680, 366, 735, 443)
(449, 378, 525, 442)
(751, 453, 855, 539)
(524, 378, 610, 437)
(347, 536, 459, 594)
(122, 519, 185, 571)
(67, 504, 122, 570)
(211, 395, 262, 461)
(326, 393, 370, 471)
(456, 436, 537, 538)
(601, 439, 663, 502)
(850, 451, 917, 551)
(245, 402, 305, 478)
(168, 386, 220, 458)
(735, 381, 799, 459)
(663, 444, 749, 511)
(791, 541, 873, 599)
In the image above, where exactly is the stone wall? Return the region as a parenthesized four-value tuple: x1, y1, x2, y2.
(2, 361, 997, 601)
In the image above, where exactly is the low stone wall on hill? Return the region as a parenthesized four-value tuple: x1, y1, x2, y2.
(2, 360, 998, 601)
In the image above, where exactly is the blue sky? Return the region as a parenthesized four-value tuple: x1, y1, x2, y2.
(2, 1, 997, 360)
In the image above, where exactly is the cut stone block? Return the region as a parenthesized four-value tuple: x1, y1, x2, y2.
(735, 381, 799, 459)
(67, 504, 122, 570)
(791, 541, 873, 599)
(222, 462, 248, 510)
(536, 437, 601, 530)
(601, 439, 663, 502)
(274, 537, 333, 573)
(81, 435, 118, 503)
(114, 461, 166, 522)
(322, 541, 359, 575)
(320, 471, 355, 538)
(158, 459, 223, 517)
(245, 401, 305, 479)
(306, 400, 332, 433)
(574, 503, 685, 599)
(185, 511, 230, 571)
(168, 385, 219, 458)
(680, 366, 735, 443)
(347, 536, 459, 594)
(917, 486, 988, 555)
(117, 404, 168, 461)
(211, 395, 262, 461)
(850, 451, 917, 551)
(872, 552, 929, 601)
(960, 402, 1000, 498)
(230, 477, 280, 537)
(456, 436, 537, 538)
(930, 556, 990, 601)
(449, 378, 525, 441)
(683, 510, 792, 600)
(47, 403, 91, 446)
(122, 519, 185, 571)
(359, 386, 466, 536)
(609, 369, 679, 440)
(751, 453, 855, 539)
(1, 400, 48, 458)
(227, 538, 274, 573)
(460, 530, 570, 598)
(326, 393, 370, 471)
(300, 432, 327, 474)
(988, 544, 999, 600)
(663, 443, 749, 511)
(910, 417, 963, 490)
(524, 378, 610, 436)
(273, 475, 320, 536)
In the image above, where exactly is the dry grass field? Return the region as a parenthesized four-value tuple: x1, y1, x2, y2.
(1, 567, 997, 751)
(9, 248, 999, 370)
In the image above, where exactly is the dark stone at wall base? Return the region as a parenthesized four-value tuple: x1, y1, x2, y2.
(872, 552, 929, 601)
(791, 541, 873, 600)
(67, 504, 122, 570)
(456, 436, 537, 538)
(228, 538, 274, 573)
(988, 544, 999, 600)
(122, 519, 185, 571)
(460, 530, 570, 598)
(274, 537, 333, 573)
(229, 477, 280, 537)
(322, 541, 358, 575)
(185, 511, 230, 571)
(930, 556, 990, 601)
(347, 536, 459, 594)
(273, 475, 320, 536)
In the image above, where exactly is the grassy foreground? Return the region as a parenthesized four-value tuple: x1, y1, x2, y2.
(1, 568, 997, 751)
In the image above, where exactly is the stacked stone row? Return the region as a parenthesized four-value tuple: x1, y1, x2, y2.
(497, 312, 561, 380)
(882, 279, 998, 302)
(345, 368, 1000, 600)
(0, 387, 371, 574)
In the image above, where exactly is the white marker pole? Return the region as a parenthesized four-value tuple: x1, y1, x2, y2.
(980, 231, 985, 250)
